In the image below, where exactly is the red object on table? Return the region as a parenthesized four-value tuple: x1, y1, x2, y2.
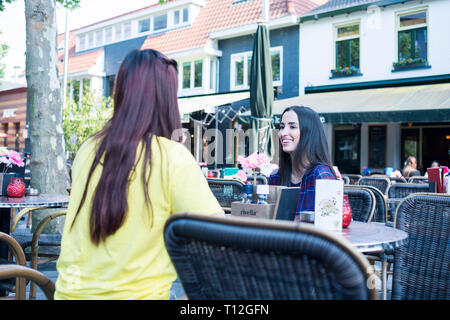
(342, 194, 352, 228)
(7, 177, 26, 198)
(207, 171, 214, 178)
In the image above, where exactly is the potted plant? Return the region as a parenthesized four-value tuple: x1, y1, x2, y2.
(392, 57, 428, 70)
(330, 66, 360, 77)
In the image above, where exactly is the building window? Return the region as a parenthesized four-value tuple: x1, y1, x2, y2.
(183, 8, 189, 23)
(335, 22, 360, 70)
(397, 10, 427, 63)
(104, 27, 112, 43)
(115, 24, 122, 41)
(78, 34, 86, 51)
(123, 22, 132, 38)
(95, 29, 103, 47)
(139, 18, 151, 33)
(181, 60, 203, 90)
(194, 60, 203, 88)
(88, 32, 94, 48)
(174, 10, 180, 25)
(230, 47, 282, 90)
(154, 14, 167, 31)
(182, 62, 191, 89)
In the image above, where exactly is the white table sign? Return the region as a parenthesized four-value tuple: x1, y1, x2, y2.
(314, 179, 344, 231)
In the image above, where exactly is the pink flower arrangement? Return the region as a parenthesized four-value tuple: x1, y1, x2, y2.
(0, 147, 25, 173)
(237, 152, 272, 184)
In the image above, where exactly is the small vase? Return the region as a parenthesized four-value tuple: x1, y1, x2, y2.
(342, 194, 353, 228)
(7, 177, 26, 198)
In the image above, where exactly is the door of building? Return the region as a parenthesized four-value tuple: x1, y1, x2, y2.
(334, 126, 361, 174)
(422, 127, 450, 170)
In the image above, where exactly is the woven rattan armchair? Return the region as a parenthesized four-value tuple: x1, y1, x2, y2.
(358, 176, 391, 195)
(408, 176, 428, 183)
(344, 186, 376, 223)
(0, 265, 54, 300)
(392, 193, 450, 299)
(164, 213, 378, 300)
(207, 178, 244, 212)
(388, 183, 430, 200)
(389, 176, 407, 184)
(10, 208, 67, 299)
(343, 174, 362, 185)
(342, 176, 350, 185)
(0, 232, 27, 299)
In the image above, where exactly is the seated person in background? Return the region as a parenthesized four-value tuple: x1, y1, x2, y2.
(269, 106, 337, 217)
(402, 156, 421, 178)
(55, 49, 223, 300)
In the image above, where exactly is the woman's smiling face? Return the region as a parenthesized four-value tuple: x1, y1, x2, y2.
(279, 110, 300, 154)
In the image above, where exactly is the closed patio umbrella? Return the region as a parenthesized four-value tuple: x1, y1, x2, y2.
(248, 19, 274, 157)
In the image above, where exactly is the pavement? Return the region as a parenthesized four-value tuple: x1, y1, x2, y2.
(9, 217, 392, 300)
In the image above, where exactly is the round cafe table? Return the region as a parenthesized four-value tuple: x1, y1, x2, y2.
(0, 194, 70, 260)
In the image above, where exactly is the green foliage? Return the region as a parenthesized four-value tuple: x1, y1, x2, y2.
(63, 90, 112, 160)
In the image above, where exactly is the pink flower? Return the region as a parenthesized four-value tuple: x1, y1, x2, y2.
(8, 151, 24, 167)
(238, 152, 271, 171)
(235, 170, 247, 182)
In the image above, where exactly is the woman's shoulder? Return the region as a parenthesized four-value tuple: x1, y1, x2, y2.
(310, 164, 335, 179)
(155, 136, 196, 164)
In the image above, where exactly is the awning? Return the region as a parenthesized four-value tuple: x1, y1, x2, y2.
(178, 91, 250, 115)
(273, 83, 450, 123)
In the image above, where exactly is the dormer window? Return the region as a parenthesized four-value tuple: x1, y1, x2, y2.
(139, 18, 151, 33)
(174, 10, 180, 25)
(154, 14, 167, 31)
(78, 34, 86, 51)
(88, 32, 94, 47)
(105, 27, 112, 43)
(115, 25, 122, 41)
(123, 22, 132, 38)
(182, 8, 189, 23)
(95, 30, 103, 46)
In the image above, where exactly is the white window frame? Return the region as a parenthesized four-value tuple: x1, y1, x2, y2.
(333, 20, 360, 69)
(395, 7, 428, 63)
(114, 24, 123, 41)
(104, 27, 112, 44)
(78, 34, 86, 51)
(153, 13, 168, 32)
(173, 10, 180, 25)
(87, 32, 94, 48)
(123, 21, 132, 39)
(230, 46, 283, 91)
(179, 59, 205, 93)
(95, 29, 103, 47)
(138, 17, 151, 33)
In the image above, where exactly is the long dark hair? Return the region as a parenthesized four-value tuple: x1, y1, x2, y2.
(71, 49, 181, 245)
(278, 106, 335, 186)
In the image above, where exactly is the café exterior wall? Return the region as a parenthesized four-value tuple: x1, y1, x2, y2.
(299, 0, 450, 94)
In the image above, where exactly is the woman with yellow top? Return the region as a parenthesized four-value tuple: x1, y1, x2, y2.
(55, 49, 223, 300)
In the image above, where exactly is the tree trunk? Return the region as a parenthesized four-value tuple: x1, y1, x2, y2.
(25, 0, 67, 234)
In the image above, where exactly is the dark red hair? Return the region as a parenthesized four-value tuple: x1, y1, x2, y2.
(72, 49, 181, 245)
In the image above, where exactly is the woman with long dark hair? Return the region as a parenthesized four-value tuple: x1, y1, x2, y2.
(269, 106, 337, 216)
(55, 49, 223, 299)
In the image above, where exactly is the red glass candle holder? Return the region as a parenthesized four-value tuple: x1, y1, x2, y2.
(342, 194, 353, 228)
(7, 177, 26, 198)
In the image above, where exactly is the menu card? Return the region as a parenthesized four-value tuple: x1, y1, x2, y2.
(427, 167, 449, 193)
(314, 179, 344, 231)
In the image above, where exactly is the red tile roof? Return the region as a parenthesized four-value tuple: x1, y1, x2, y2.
(142, 0, 325, 54)
(57, 32, 103, 76)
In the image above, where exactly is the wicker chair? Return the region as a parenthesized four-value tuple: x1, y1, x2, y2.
(392, 193, 450, 299)
(0, 232, 27, 299)
(358, 176, 391, 195)
(164, 213, 378, 300)
(407, 176, 428, 183)
(9, 208, 67, 299)
(0, 265, 54, 300)
(342, 176, 350, 185)
(344, 186, 376, 223)
(207, 178, 244, 212)
(389, 176, 407, 184)
(345, 185, 387, 223)
(388, 183, 430, 200)
(247, 174, 268, 185)
(343, 174, 362, 185)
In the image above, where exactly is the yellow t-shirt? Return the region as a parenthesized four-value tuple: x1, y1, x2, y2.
(55, 136, 223, 300)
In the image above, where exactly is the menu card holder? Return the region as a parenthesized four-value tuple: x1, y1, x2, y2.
(427, 167, 446, 193)
(314, 179, 344, 231)
(273, 187, 301, 221)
